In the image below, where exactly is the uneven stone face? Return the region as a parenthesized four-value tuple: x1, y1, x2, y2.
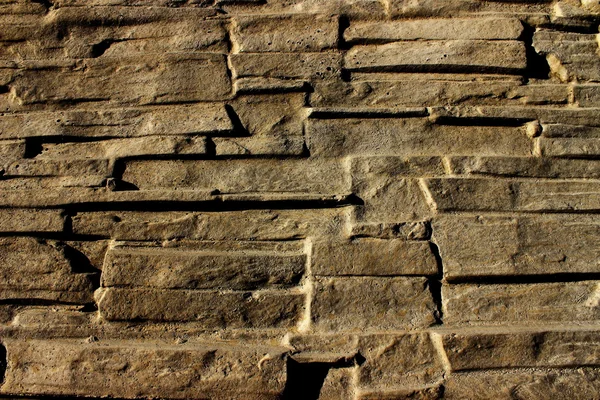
(3, 0, 600, 398)
(0, 339, 287, 399)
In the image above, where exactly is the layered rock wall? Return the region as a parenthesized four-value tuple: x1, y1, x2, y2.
(1, 0, 600, 398)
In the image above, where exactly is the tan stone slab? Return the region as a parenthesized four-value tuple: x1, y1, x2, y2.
(0, 209, 64, 233)
(228, 93, 305, 138)
(425, 178, 600, 212)
(542, 124, 600, 138)
(450, 156, 600, 178)
(312, 239, 437, 276)
(232, 14, 338, 52)
(0, 188, 351, 208)
(230, 52, 342, 80)
(356, 333, 444, 390)
(234, 77, 308, 94)
(102, 241, 306, 290)
(307, 119, 532, 158)
(443, 282, 600, 324)
(0, 104, 233, 139)
(431, 106, 600, 126)
(121, 159, 350, 194)
(350, 221, 430, 240)
(444, 369, 600, 400)
(345, 18, 524, 42)
(356, 386, 442, 400)
(573, 84, 600, 107)
(0, 237, 95, 303)
(350, 156, 442, 223)
(97, 287, 304, 326)
(436, 327, 600, 370)
(0, 339, 287, 399)
(3, 159, 110, 177)
(311, 80, 569, 108)
(0, 139, 25, 165)
(11, 54, 232, 105)
(434, 214, 600, 279)
(538, 137, 600, 157)
(311, 277, 436, 331)
(38, 136, 207, 160)
(345, 41, 527, 73)
(72, 208, 349, 241)
(214, 136, 305, 156)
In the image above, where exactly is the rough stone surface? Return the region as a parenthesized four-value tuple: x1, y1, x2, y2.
(2, 0, 600, 398)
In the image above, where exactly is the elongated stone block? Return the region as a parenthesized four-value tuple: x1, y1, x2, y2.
(102, 241, 306, 290)
(0, 339, 287, 399)
(312, 277, 436, 331)
(312, 239, 437, 276)
(345, 41, 527, 73)
(433, 214, 600, 279)
(97, 287, 304, 327)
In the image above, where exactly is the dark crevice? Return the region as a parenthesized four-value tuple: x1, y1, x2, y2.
(0, 396, 133, 400)
(309, 108, 429, 119)
(0, 342, 5, 385)
(90, 39, 119, 58)
(55, 196, 363, 212)
(31, 0, 54, 11)
(0, 232, 105, 241)
(224, 104, 250, 136)
(337, 15, 351, 51)
(520, 22, 551, 81)
(282, 359, 332, 400)
(428, 241, 444, 325)
(448, 272, 600, 285)
(342, 65, 527, 75)
(432, 116, 534, 126)
(0, 85, 9, 95)
(23, 138, 45, 159)
(62, 244, 101, 275)
(205, 137, 217, 157)
(0, 299, 94, 306)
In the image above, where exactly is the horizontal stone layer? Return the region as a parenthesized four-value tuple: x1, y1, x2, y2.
(0, 339, 287, 399)
(0, 104, 233, 139)
(443, 281, 600, 324)
(311, 277, 436, 331)
(121, 158, 350, 194)
(232, 14, 338, 52)
(345, 18, 524, 42)
(433, 214, 600, 279)
(426, 178, 600, 212)
(311, 239, 437, 276)
(444, 369, 600, 400)
(435, 327, 600, 370)
(307, 119, 532, 158)
(97, 287, 304, 326)
(71, 209, 350, 241)
(345, 41, 527, 73)
(9, 54, 231, 105)
(102, 241, 306, 290)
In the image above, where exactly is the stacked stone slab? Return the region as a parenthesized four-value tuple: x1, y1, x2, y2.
(1, 0, 600, 398)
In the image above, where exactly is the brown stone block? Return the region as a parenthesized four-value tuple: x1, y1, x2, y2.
(312, 239, 437, 276)
(102, 241, 306, 290)
(0, 339, 287, 399)
(312, 277, 436, 331)
(97, 287, 304, 327)
(433, 214, 600, 279)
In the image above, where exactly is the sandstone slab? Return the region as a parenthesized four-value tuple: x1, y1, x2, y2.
(311, 277, 436, 331)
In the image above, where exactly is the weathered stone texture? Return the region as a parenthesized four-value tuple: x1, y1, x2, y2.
(3, 0, 600, 398)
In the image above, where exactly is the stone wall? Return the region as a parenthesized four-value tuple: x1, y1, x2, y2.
(1, 0, 600, 398)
